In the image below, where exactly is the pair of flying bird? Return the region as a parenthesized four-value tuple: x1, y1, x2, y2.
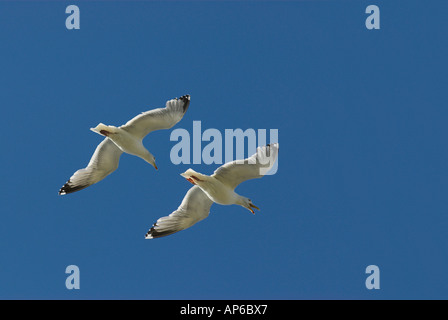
(59, 95, 279, 239)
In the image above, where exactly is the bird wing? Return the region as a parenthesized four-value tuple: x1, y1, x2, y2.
(59, 138, 123, 195)
(145, 186, 213, 239)
(120, 95, 190, 139)
(212, 143, 279, 190)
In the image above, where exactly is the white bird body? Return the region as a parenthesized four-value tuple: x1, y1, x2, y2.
(59, 95, 190, 195)
(90, 124, 155, 165)
(146, 143, 279, 239)
(180, 169, 241, 206)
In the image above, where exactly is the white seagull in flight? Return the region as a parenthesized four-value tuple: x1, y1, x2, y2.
(145, 143, 279, 239)
(59, 95, 190, 195)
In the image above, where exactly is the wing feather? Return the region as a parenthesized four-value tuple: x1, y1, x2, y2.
(145, 186, 213, 239)
(212, 143, 279, 190)
(59, 138, 123, 195)
(120, 95, 190, 139)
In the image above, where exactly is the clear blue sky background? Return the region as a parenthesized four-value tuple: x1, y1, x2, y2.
(0, 1, 447, 299)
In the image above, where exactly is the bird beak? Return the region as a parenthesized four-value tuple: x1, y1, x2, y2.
(153, 163, 158, 170)
(249, 203, 260, 212)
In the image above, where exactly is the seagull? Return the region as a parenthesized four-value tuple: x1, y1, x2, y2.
(145, 143, 279, 239)
(59, 95, 190, 195)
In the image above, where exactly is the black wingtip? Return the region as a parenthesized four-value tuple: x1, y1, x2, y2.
(145, 223, 177, 239)
(179, 94, 190, 113)
(58, 180, 88, 195)
(145, 224, 162, 239)
(263, 143, 279, 158)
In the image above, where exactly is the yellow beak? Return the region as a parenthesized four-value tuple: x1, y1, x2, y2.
(249, 203, 260, 213)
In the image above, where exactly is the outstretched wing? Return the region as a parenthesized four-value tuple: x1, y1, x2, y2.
(145, 186, 213, 239)
(212, 143, 279, 190)
(120, 95, 190, 139)
(59, 138, 123, 195)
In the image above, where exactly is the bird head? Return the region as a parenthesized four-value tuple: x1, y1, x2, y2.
(240, 197, 260, 214)
(151, 159, 158, 170)
(144, 153, 157, 170)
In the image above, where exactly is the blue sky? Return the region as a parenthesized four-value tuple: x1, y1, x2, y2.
(0, 0, 447, 299)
